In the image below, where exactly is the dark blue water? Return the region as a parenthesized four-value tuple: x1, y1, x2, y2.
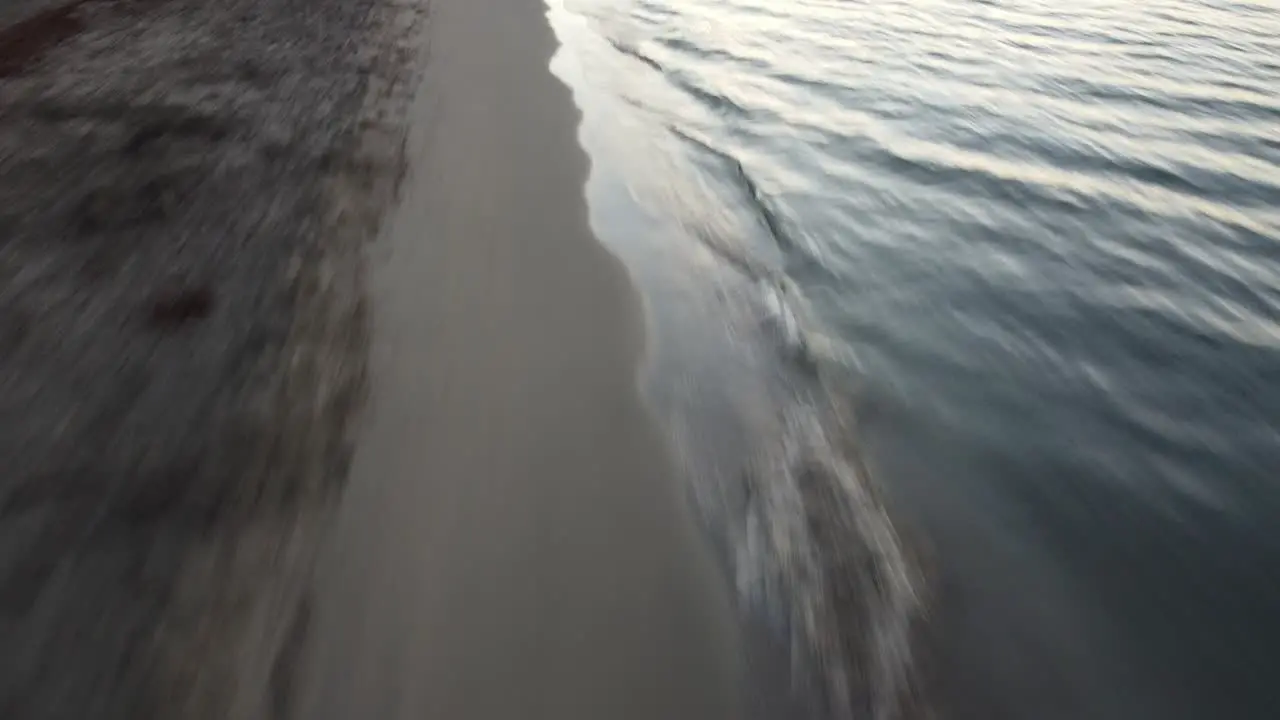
(547, 1, 1280, 718)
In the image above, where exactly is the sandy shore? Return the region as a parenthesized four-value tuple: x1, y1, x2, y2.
(1, 0, 745, 714)
(289, 0, 745, 717)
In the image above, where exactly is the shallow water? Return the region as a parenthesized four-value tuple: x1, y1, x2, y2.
(547, 1, 1280, 718)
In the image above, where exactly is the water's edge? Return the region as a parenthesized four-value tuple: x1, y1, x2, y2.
(544, 3, 930, 718)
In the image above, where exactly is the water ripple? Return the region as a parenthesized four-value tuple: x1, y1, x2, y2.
(564, 0, 1280, 716)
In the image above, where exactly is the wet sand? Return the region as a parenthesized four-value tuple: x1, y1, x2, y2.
(291, 0, 745, 717)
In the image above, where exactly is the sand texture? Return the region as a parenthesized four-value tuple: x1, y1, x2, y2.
(290, 0, 745, 718)
(0, 0, 423, 716)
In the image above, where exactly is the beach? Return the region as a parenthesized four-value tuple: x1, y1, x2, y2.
(290, 0, 745, 716)
(5, 0, 1268, 715)
(0, 0, 745, 716)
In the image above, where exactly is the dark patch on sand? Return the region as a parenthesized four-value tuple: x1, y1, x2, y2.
(147, 284, 215, 328)
(0, 0, 89, 77)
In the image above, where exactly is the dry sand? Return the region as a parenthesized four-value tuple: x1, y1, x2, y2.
(290, 0, 746, 717)
(0, 0, 421, 715)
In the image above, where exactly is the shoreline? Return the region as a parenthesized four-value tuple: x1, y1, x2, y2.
(1, 0, 920, 717)
(0, 0, 423, 715)
(289, 0, 745, 717)
(289, 0, 747, 712)
(540, 5, 932, 717)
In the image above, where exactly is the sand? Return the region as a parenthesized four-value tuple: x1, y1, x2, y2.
(0, 0, 420, 716)
(289, 0, 746, 717)
(0, 0, 743, 713)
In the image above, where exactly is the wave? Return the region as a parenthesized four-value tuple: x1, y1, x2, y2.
(740, 398, 927, 720)
(607, 38, 750, 117)
(660, 126, 929, 719)
(665, 125, 828, 272)
(606, 37, 665, 73)
(556, 4, 932, 717)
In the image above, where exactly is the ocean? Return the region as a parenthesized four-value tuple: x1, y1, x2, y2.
(544, 1, 1280, 718)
